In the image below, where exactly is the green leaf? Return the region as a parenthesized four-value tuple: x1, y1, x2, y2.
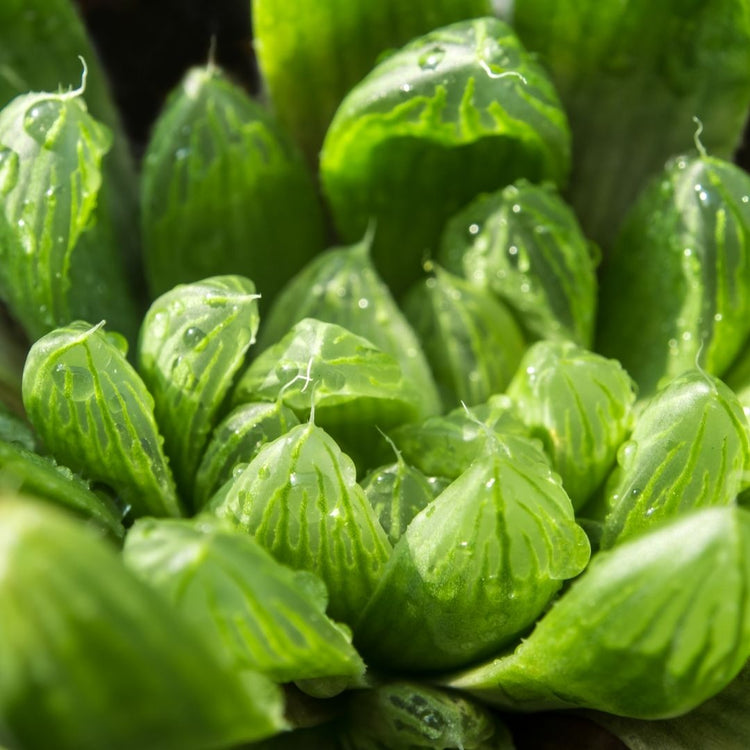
(446, 507, 750, 719)
(588, 659, 750, 750)
(514, 0, 750, 249)
(320, 16, 571, 294)
(439, 180, 599, 346)
(360, 457, 438, 545)
(356, 435, 589, 671)
(208, 422, 392, 625)
(0, 399, 34, 451)
(596, 154, 750, 396)
(599, 369, 750, 548)
(387, 394, 528, 479)
(257, 236, 441, 419)
(123, 518, 365, 685)
(22, 321, 181, 518)
(402, 267, 526, 409)
(0, 440, 123, 539)
(341, 682, 509, 750)
(234, 318, 422, 469)
(253, 0, 492, 163)
(194, 401, 300, 510)
(0, 496, 286, 750)
(0, 88, 139, 342)
(141, 65, 325, 307)
(506, 341, 636, 509)
(137, 276, 260, 503)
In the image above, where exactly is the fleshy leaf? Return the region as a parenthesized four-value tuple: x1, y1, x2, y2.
(233, 318, 422, 469)
(341, 682, 509, 750)
(141, 65, 325, 307)
(402, 267, 526, 409)
(123, 517, 365, 685)
(320, 16, 571, 294)
(194, 401, 300, 510)
(137, 276, 260, 503)
(387, 394, 528, 479)
(257, 236, 441, 419)
(22, 321, 181, 518)
(506, 341, 636, 509)
(446, 507, 750, 719)
(0, 88, 138, 342)
(599, 369, 750, 548)
(596, 154, 750, 396)
(253, 0, 492, 163)
(356, 435, 590, 671)
(360, 457, 438, 545)
(439, 179, 598, 346)
(514, 0, 750, 249)
(0, 440, 123, 539)
(208, 422, 392, 625)
(0, 496, 286, 750)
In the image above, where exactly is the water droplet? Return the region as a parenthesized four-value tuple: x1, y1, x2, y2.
(357, 298, 369, 309)
(645, 507, 656, 517)
(400, 83, 412, 93)
(0, 147, 19, 195)
(232, 462, 249, 479)
(418, 46, 445, 71)
(468, 223, 480, 235)
(23, 99, 65, 146)
(182, 326, 205, 347)
(631, 488, 641, 497)
(683, 247, 693, 257)
(714, 313, 723, 322)
(617, 440, 637, 464)
(742, 195, 749, 204)
(512, 203, 521, 214)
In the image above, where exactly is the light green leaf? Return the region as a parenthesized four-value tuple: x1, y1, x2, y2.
(599, 369, 750, 548)
(447, 507, 750, 719)
(320, 16, 571, 294)
(194, 401, 300, 510)
(137, 276, 260, 503)
(0, 88, 138, 342)
(596, 154, 750, 396)
(507, 341, 636, 509)
(356, 435, 589, 671)
(439, 180, 599, 346)
(208, 422, 392, 625)
(141, 66, 325, 307)
(123, 518, 365, 685)
(0, 496, 286, 750)
(402, 267, 526, 409)
(257, 235, 441, 419)
(387, 394, 528, 479)
(22, 321, 181, 518)
(234, 318, 422, 469)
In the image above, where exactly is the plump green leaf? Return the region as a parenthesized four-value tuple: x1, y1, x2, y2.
(234, 318, 422, 469)
(596, 154, 750, 396)
(402, 267, 526, 409)
(194, 401, 300, 509)
(124, 518, 365, 685)
(506, 341, 636, 509)
(22, 321, 181, 518)
(0, 440, 123, 539)
(141, 65, 325, 306)
(598, 369, 750, 548)
(356, 435, 589, 672)
(0, 87, 139, 342)
(341, 682, 509, 750)
(320, 16, 571, 294)
(447, 507, 750, 719)
(514, 0, 750, 249)
(257, 236, 441, 419)
(137, 276, 260, 503)
(439, 180, 599, 346)
(253, 0, 492, 163)
(387, 394, 528, 479)
(0, 496, 286, 750)
(360, 457, 438, 545)
(208, 422, 392, 625)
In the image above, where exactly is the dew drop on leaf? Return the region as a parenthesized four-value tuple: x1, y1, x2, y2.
(23, 99, 65, 146)
(418, 46, 445, 71)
